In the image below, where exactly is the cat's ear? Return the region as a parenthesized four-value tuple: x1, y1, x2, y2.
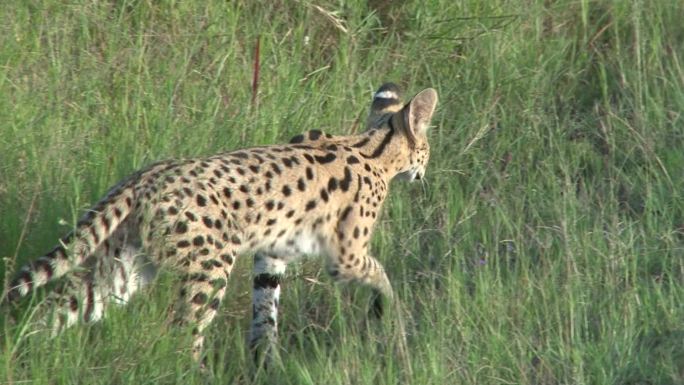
(404, 88, 438, 137)
(366, 83, 403, 129)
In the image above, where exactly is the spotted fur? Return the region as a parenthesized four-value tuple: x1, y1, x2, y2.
(4, 83, 438, 362)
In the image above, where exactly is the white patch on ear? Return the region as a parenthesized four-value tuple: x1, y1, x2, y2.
(374, 90, 399, 100)
(406, 88, 438, 137)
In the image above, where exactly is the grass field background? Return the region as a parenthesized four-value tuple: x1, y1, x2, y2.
(1, 1, 683, 384)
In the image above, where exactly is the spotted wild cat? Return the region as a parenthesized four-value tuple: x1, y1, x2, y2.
(5, 83, 438, 362)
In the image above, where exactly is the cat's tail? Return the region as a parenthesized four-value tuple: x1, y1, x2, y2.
(5, 178, 137, 304)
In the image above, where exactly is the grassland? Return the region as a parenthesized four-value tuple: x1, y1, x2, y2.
(1, 1, 683, 384)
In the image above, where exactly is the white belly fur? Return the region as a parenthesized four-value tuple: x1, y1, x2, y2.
(261, 229, 326, 260)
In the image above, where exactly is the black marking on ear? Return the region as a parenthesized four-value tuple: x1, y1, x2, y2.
(372, 97, 400, 112)
(371, 83, 402, 113)
(290, 134, 305, 144)
(373, 83, 401, 100)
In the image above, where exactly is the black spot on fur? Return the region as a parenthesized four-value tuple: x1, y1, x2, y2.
(308, 130, 322, 140)
(328, 177, 338, 192)
(314, 153, 336, 164)
(352, 137, 370, 148)
(221, 253, 235, 264)
(183, 272, 209, 282)
(196, 195, 207, 207)
(175, 221, 188, 234)
(362, 127, 395, 159)
(340, 206, 352, 221)
(192, 292, 208, 305)
(340, 167, 352, 192)
(303, 154, 315, 164)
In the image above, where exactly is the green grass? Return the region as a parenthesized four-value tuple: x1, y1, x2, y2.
(1, 0, 683, 383)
